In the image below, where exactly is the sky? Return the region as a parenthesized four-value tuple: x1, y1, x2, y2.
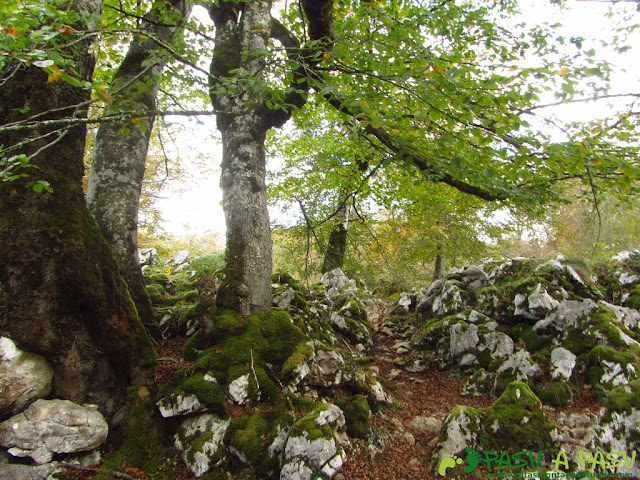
(151, 0, 640, 241)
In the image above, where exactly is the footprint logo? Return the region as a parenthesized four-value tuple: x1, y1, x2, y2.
(438, 453, 463, 476)
(464, 446, 480, 474)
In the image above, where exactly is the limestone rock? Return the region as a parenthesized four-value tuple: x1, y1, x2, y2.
(0, 462, 59, 480)
(432, 406, 481, 469)
(228, 374, 250, 405)
(550, 347, 577, 381)
(533, 299, 599, 333)
(0, 399, 108, 464)
(166, 249, 189, 267)
(308, 350, 345, 387)
(496, 349, 540, 383)
(514, 284, 559, 320)
(174, 413, 230, 478)
(273, 287, 296, 308)
(137, 247, 158, 266)
(157, 393, 205, 418)
(408, 416, 442, 433)
(281, 404, 348, 480)
(0, 337, 53, 420)
(321, 268, 358, 301)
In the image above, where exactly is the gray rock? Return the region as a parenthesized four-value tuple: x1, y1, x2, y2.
(165, 249, 189, 266)
(496, 349, 540, 382)
(320, 268, 358, 300)
(433, 406, 480, 469)
(514, 284, 559, 320)
(0, 399, 108, 464)
(308, 350, 345, 387)
(273, 288, 296, 308)
(281, 404, 348, 480)
(449, 323, 479, 358)
(460, 265, 489, 293)
(550, 347, 577, 380)
(0, 462, 58, 480)
(0, 337, 53, 420)
(482, 331, 514, 360)
(174, 414, 230, 477)
(137, 247, 158, 266)
(157, 394, 205, 418)
(228, 374, 251, 404)
(533, 299, 599, 333)
(408, 416, 442, 433)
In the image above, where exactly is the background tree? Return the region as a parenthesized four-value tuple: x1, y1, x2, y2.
(86, 0, 192, 335)
(0, 0, 154, 418)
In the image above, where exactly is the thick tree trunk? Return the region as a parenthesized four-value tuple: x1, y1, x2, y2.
(208, 0, 334, 313)
(216, 117, 272, 313)
(321, 199, 351, 273)
(0, 0, 154, 419)
(87, 0, 191, 336)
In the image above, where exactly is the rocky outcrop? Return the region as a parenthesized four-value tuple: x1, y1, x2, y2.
(0, 399, 108, 464)
(0, 337, 53, 420)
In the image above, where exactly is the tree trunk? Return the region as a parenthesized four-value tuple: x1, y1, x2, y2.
(208, 0, 334, 314)
(86, 0, 191, 336)
(216, 117, 273, 313)
(0, 0, 154, 419)
(434, 252, 447, 280)
(209, 1, 274, 314)
(321, 199, 351, 273)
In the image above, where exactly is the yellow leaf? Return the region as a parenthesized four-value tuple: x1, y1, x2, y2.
(46, 65, 61, 84)
(372, 123, 383, 129)
(4, 27, 19, 35)
(323, 52, 331, 61)
(432, 66, 445, 74)
(557, 67, 571, 76)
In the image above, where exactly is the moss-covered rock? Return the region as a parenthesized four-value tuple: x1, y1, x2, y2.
(534, 381, 574, 407)
(586, 345, 639, 394)
(479, 382, 553, 452)
(338, 394, 371, 439)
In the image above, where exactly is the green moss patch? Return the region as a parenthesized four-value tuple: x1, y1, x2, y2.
(479, 382, 553, 452)
(337, 394, 371, 439)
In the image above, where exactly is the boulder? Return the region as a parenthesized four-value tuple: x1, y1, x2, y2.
(137, 247, 159, 266)
(0, 462, 59, 480)
(321, 268, 358, 301)
(174, 413, 230, 477)
(281, 403, 348, 480)
(550, 347, 577, 381)
(0, 337, 53, 420)
(0, 399, 108, 464)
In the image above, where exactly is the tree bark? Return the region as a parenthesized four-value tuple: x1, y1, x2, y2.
(86, 0, 191, 336)
(0, 0, 155, 419)
(321, 198, 351, 273)
(208, 0, 335, 314)
(209, 0, 274, 314)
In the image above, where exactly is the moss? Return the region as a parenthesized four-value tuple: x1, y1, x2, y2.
(586, 345, 639, 392)
(184, 330, 203, 361)
(479, 382, 553, 452)
(281, 342, 313, 378)
(98, 387, 169, 478)
(534, 382, 574, 407)
(272, 272, 302, 291)
(338, 394, 371, 439)
(625, 285, 640, 310)
(288, 402, 334, 442)
(177, 373, 225, 416)
(146, 273, 170, 286)
(146, 283, 165, 303)
(513, 325, 546, 352)
(225, 405, 287, 475)
(191, 253, 225, 278)
(604, 379, 640, 418)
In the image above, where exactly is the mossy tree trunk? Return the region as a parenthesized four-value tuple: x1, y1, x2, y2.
(208, 0, 334, 314)
(321, 197, 351, 273)
(86, 0, 191, 337)
(0, 0, 155, 419)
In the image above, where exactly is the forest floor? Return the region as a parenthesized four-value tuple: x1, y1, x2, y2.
(339, 302, 494, 480)
(59, 298, 601, 480)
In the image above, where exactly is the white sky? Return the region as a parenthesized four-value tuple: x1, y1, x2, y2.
(152, 0, 639, 240)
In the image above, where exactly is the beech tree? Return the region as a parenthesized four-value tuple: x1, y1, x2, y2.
(0, 0, 154, 418)
(86, 0, 192, 334)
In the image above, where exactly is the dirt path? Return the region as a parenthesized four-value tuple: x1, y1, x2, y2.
(340, 302, 492, 480)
